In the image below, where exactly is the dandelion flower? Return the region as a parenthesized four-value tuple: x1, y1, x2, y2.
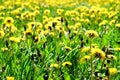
(114, 48, 120, 51)
(1, 47, 8, 51)
(25, 29, 32, 36)
(80, 47, 90, 53)
(0, 30, 5, 38)
(99, 20, 108, 26)
(50, 63, 59, 68)
(44, 9, 50, 15)
(4, 17, 14, 25)
(91, 48, 105, 59)
(7, 77, 14, 80)
(49, 32, 55, 36)
(11, 25, 17, 33)
(107, 55, 117, 60)
(80, 55, 91, 63)
(57, 9, 64, 15)
(62, 61, 72, 66)
(9, 37, 20, 43)
(108, 68, 118, 75)
(85, 30, 99, 38)
(115, 23, 120, 28)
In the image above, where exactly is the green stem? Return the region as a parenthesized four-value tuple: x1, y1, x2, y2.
(100, 58, 106, 71)
(90, 39, 93, 80)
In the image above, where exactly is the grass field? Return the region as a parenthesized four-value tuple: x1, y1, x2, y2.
(0, 0, 120, 80)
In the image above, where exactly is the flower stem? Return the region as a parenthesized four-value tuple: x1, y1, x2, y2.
(90, 39, 93, 80)
(100, 58, 106, 71)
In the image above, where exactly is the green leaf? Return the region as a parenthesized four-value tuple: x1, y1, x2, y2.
(37, 74, 44, 80)
(64, 73, 71, 80)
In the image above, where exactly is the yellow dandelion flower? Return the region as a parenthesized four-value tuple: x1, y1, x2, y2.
(20, 37, 26, 41)
(1, 47, 8, 51)
(42, 16, 48, 20)
(80, 55, 91, 63)
(0, 17, 4, 20)
(68, 25, 74, 30)
(73, 31, 78, 35)
(75, 23, 81, 29)
(41, 30, 49, 36)
(85, 30, 99, 38)
(90, 13, 95, 18)
(27, 22, 36, 30)
(70, 10, 78, 17)
(11, 25, 17, 33)
(99, 20, 108, 26)
(80, 47, 90, 53)
(109, 20, 116, 26)
(4, 17, 14, 25)
(107, 55, 117, 60)
(91, 44, 99, 48)
(36, 22, 43, 29)
(49, 17, 54, 21)
(7, 76, 14, 80)
(56, 25, 64, 32)
(9, 37, 20, 43)
(34, 10, 40, 16)
(44, 9, 50, 15)
(91, 48, 105, 59)
(50, 63, 59, 68)
(49, 32, 55, 36)
(54, 16, 62, 21)
(0, 6, 5, 11)
(45, 23, 53, 30)
(52, 20, 61, 26)
(25, 29, 32, 36)
(84, 19, 90, 24)
(62, 61, 72, 66)
(108, 68, 118, 75)
(65, 11, 70, 16)
(43, 19, 49, 25)
(29, 13, 35, 20)
(0, 30, 5, 38)
(114, 48, 120, 51)
(57, 9, 64, 15)
(115, 23, 120, 28)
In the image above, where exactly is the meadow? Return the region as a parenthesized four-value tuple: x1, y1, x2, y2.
(0, 0, 120, 80)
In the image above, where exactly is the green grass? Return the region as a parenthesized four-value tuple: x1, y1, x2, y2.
(0, 0, 120, 80)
